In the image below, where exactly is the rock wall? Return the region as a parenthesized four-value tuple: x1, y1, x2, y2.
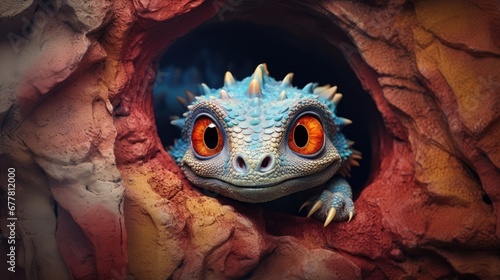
(0, 0, 498, 279)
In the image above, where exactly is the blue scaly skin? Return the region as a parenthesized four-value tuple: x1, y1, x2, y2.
(170, 64, 361, 226)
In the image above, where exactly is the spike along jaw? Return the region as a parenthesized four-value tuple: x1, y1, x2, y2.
(169, 63, 358, 203)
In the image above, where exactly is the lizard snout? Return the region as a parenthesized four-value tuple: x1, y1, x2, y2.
(233, 153, 276, 174)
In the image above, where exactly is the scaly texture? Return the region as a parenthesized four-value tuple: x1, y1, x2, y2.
(171, 64, 361, 226)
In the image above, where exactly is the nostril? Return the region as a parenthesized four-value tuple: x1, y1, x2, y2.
(233, 155, 248, 173)
(258, 154, 275, 173)
(237, 157, 246, 169)
(261, 156, 271, 168)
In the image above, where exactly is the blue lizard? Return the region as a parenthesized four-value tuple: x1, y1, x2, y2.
(170, 64, 361, 226)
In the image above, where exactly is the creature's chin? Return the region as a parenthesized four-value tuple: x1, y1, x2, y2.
(181, 162, 340, 203)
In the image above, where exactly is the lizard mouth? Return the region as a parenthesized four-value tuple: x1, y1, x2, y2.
(181, 160, 341, 203)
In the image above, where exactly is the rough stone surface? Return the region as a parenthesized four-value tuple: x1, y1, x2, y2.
(0, 0, 498, 279)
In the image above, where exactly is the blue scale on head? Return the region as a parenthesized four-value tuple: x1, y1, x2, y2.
(169, 63, 354, 165)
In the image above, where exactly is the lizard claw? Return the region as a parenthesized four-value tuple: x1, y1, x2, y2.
(307, 200, 323, 218)
(299, 178, 355, 226)
(300, 190, 355, 226)
(348, 211, 354, 223)
(324, 208, 336, 227)
(299, 201, 311, 213)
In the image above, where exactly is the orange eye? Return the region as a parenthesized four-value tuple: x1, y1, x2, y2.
(191, 116, 224, 157)
(288, 114, 324, 155)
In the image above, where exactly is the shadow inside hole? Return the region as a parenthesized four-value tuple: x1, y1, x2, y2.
(154, 21, 381, 213)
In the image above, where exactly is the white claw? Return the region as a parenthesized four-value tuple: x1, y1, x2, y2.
(307, 200, 323, 218)
(299, 201, 310, 212)
(324, 208, 337, 227)
(348, 211, 354, 223)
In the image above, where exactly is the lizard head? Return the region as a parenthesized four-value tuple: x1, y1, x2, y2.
(170, 64, 355, 203)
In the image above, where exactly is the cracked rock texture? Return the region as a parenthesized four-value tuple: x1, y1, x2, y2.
(0, 0, 499, 279)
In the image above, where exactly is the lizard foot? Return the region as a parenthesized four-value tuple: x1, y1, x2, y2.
(300, 190, 355, 227)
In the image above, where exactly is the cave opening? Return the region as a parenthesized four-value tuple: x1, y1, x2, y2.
(153, 20, 382, 213)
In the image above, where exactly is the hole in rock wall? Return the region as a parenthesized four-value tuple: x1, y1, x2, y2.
(153, 21, 384, 213)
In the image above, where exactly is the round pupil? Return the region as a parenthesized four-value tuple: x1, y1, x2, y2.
(204, 123, 219, 149)
(294, 124, 308, 147)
